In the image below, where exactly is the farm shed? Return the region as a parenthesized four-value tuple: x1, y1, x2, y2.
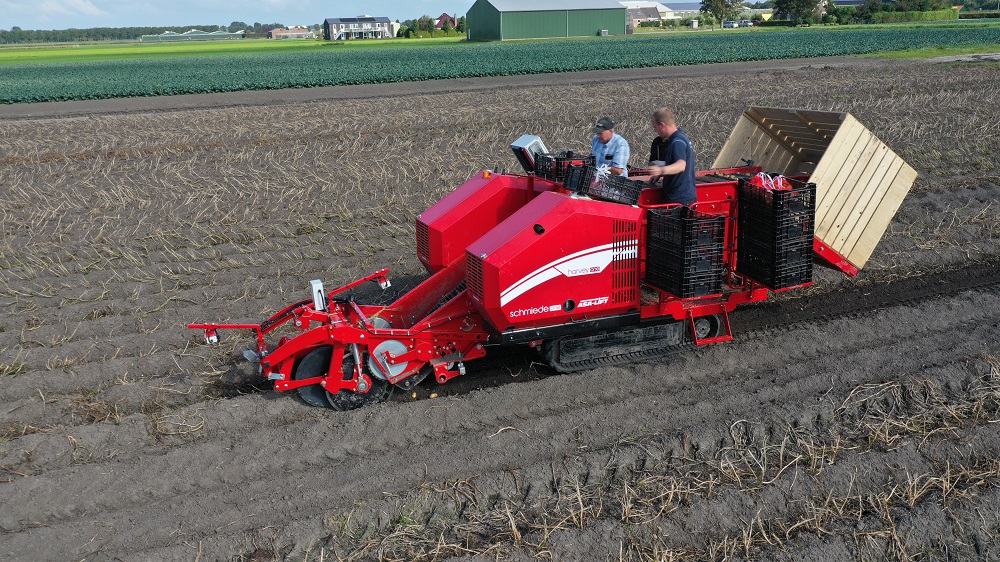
(713, 107, 918, 270)
(466, 0, 627, 41)
(140, 30, 244, 42)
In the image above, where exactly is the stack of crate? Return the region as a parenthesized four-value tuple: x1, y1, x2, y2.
(646, 206, 726, 298)
(535, 152, 595, 182)
(736, 177, 816, 289)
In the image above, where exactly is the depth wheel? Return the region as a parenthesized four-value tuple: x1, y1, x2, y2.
(293, 346, 335, 408)
(292, 346, 390, 410)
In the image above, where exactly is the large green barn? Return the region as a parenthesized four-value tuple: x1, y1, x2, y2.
(466, 0, 627, 41)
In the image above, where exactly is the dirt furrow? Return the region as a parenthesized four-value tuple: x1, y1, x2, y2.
(1, 284, 997, 559)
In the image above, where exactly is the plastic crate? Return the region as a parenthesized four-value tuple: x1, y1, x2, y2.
(648, 206, 726, 248)
(737, 252, 813, 289)
(738, 177, 816, 218)
(563, 165, 596, 192)
(646, 263, 723, 298)
(738, 211, 814, 243)
(535, 152, 595, 182)
(647, 242, 724, 275)
(583, 174, 645, 205)
(736, 237, 813, 289)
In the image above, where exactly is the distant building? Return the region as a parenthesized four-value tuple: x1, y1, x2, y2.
(269, 26, 316, 39)
(435, 13, 458, 29)
(323, 16, 393, 40)
(628, 6, 663, 27)
(466, 0, 627, 41)
(140, 29, 244, 42)
(660, 2, 702, 18)
(620, 1, 674, 18)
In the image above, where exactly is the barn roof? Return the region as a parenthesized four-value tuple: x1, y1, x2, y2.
(628, 7, 662, 18)
(661, 2, 702, 10)
(486, 0, 626, 11)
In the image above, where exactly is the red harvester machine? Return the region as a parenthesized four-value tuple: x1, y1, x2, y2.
(189, 108, 917, 410)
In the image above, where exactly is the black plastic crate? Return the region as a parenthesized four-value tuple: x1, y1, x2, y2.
(583, 174, 645, 205)
(646, 263, 723, 298)
(737, 252, 813, 289)
(563, 165, 596, 192)
(535, 152, 595, 182)
(647, 241, 724, 275)
(648, 206, 726, 249)
(738, 211, 814, 244)
(736, 237, 813, 289)
(738, 177, 816, 218)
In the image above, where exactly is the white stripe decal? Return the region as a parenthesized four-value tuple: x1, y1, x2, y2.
(499, 242, 637, 307)
(501, 243, 615, 301)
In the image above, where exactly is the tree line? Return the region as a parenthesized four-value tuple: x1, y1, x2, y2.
(396, 15, 467, 38)
(700, 0, 958, 25)
(0, 22, 293, 44)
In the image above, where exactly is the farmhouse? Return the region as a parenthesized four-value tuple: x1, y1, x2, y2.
(323, 16, 392, 40)
(269, 26, 316, 39)
(627, 6, 663, 27)
(466, 0, 627, 41)
(140, 29, 243, 42)
(435, 13, 458, 29)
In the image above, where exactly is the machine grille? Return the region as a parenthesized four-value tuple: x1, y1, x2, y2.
(611, 219, 639, 304)
(416, 220, 430, 263)
(466, 251, 484, 301)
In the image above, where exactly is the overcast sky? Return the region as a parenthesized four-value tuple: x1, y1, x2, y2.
(0, 0, 475, 30)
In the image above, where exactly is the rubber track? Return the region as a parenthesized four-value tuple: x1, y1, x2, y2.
(549, 341, 697, 373)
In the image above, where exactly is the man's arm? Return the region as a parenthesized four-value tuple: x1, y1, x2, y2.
(649, 158, 685, 177)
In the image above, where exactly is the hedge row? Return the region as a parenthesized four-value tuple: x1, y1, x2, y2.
(871, 9, 959, 23)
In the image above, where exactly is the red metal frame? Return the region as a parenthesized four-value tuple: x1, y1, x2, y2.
(813, 239, 859, 277)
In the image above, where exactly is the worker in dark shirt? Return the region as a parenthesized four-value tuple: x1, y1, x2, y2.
(647, 108, 697, 206)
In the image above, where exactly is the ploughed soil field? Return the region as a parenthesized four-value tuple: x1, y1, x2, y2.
(1, 57, 1000, 561)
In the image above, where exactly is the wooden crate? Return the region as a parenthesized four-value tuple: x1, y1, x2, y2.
(712, 107, 917, 270)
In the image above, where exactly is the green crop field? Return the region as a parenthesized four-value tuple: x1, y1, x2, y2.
(2, 27, 999, 104)
(0, 36, 466, 65)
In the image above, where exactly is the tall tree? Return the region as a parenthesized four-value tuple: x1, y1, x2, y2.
(773, 0, 819, 22)
(701, 0, 745, 22)
(442, 17, 453, 33)
(416, 15, 435, 33)
(456, 15, 467, 33)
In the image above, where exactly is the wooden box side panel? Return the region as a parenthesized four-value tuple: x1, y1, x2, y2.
(811, 114, 917, 269)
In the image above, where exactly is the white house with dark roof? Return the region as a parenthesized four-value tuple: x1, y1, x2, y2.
(323, 16, 392, 40)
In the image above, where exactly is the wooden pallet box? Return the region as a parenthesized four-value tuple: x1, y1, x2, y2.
(712, 107, 917, 270)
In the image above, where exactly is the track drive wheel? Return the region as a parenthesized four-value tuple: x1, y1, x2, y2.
(292, 346, 390, 410)
(691, 314, 724, 342)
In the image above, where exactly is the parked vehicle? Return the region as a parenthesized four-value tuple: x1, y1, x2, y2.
(723, 21, 738, 28)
